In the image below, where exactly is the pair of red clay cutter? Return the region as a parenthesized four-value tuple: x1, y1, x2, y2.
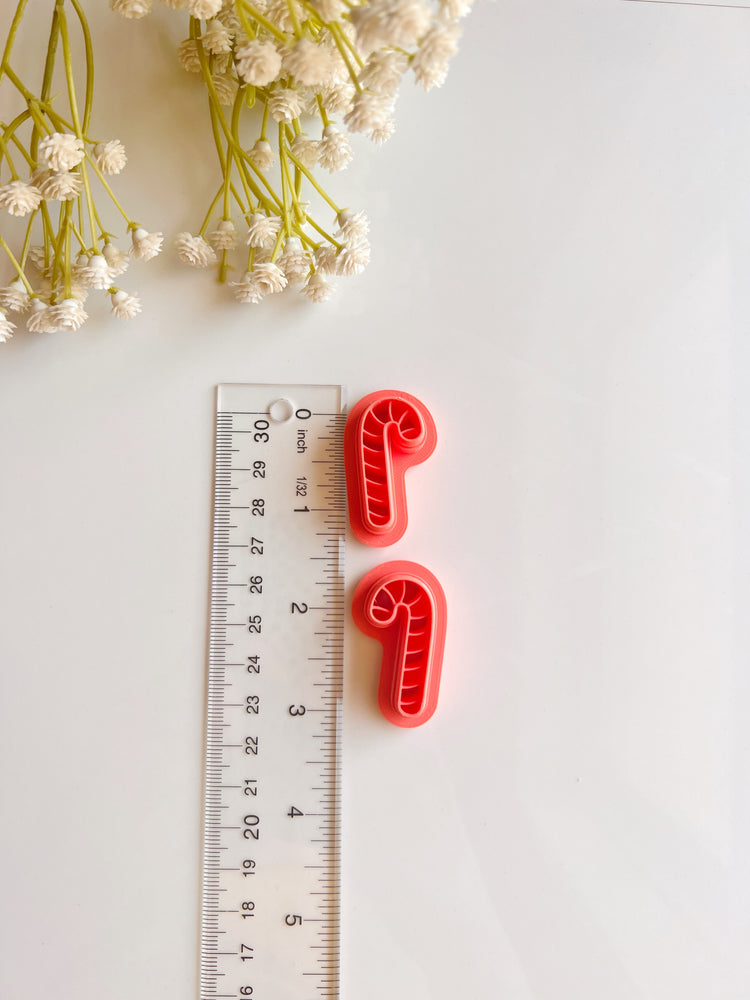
(345, 391, 447, 729)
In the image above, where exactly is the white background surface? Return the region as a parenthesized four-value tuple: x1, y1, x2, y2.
(1, 1, 749, 997)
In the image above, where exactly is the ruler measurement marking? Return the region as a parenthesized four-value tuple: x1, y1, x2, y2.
(201, 385, 343, 1000)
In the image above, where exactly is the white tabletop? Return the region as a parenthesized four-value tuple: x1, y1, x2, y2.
(1, 2, 748, 998)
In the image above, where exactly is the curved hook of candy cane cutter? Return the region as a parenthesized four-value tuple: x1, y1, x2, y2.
(344, 391, 437, 547)
(352, 561, 447, 728)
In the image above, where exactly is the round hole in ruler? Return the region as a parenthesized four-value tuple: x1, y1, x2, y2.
(268, 397, 294, 422)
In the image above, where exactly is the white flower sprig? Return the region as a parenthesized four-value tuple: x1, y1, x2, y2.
(0, 0, 163, 341)
(112, 0, 471, 304)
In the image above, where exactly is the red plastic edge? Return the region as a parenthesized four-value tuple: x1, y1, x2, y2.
(344, 390, 437, 547)
(352, 561, 447, 729)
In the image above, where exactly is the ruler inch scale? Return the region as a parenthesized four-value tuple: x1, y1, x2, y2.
(200, 384, 345, 1000)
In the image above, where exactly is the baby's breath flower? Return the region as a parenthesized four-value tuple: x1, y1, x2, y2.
(78, 253, 113, 290)
(267, 87, 305, 124)
(351, 0, 431, 50)
(344, 91, 394, 139)
(212, 73, 238, 106)
(308, 0, 345, 20)
(208, 219, 239, 251)
(232, 262, 288, 303)
(188, 0, 223, 18)
(0, 180, 43, 217)
(0, 309, 16, 342)
(174, 231, 217, 267)
(283, 38, 336, 87)
(265, 0, 295, 30)
(336, 208, 369, 242)
(110, 0, 153, 15)
(131, 227, 164, 261)
(49, 297, 88, 331)
(27, 246, 48, 272)
(302, 271, 334, 303)
(235, 40, 282, 87)
(278, 237, 312, 283)
(313, 244, 338, 275)
(26, 299, 54, 333)
(178, 38, 202, 72)
(102, 242, 130, 276)
(36, 170, 83, 201)
(92, 139, 128, 175)
(439, 0, 472, 18)
(348, 3, 384, 51)
(0, 279, 31, 313)
(334, 240, 370, 275)
(38, 132, 85, 172)
(110, 289, 142, 319)
(72, 251, 90, 283)
(290, 133, 321, 168)
(318, 125, 353, 172)
(385, 0, 433, 46)
(369, 117, 396, 144)
(203, 18, 233, 54)
(213, 51, 233, 74)
(319, 83, 356, 117)
(217, 3, 241, 32)
(248, 139, 275, 172)
(246, 213, 282, 249)
(358, 51, 408, 96)
(412, 21, 461, 89)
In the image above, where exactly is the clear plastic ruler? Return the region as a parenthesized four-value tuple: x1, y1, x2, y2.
(200, 384, 345, 1000)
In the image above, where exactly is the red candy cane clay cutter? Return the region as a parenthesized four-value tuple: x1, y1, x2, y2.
(352, 561, 447, 728)
(344, 390, 437, 547)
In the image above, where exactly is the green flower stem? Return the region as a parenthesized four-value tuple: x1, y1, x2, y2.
(304, 213, 342, 249)
(278, 122, 293, 239)
(56, 4, 82, 134)
(0, 0, 30, 82)
(286, 0, 302, 38)
(207, 90, 259, 218)
(2, 63, 41, 108)
(271, 227, 285, 261)
(63, 202, 72, 296)
(68, 0, 94, 134)
(235, 2, 259, 40)
(230, 181, 249, 218)
(327, 22, 362, 88)
(1, 118, 35, 171)
(39, 201, 54, 270)
(198, 184, 225, 237)
(0, 233, 35, 295)
(297, 0, 326, 26)
(237, 0, 289, 44)
(259, 99, 270, 141)
(283, 123, 304, 200)
(0, 144, 19, 180)
(50, 201, 73, 289)
(71, 220, 87, 251)
(331, 18, 364, 67)
(18, 210, 36, 270)
(89, 181, 109, 245)
(316, 94, 331, 128)
(80, 163, 100, 249)
(40, 6, 60, 109)
(192, 24, 281, 215)
(85, 155, 134, 226)
(56, 3, 99, 249)
(286, 148, 341, 215)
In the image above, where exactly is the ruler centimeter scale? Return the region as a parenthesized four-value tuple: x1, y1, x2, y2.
(200, 384, 346, 1000)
